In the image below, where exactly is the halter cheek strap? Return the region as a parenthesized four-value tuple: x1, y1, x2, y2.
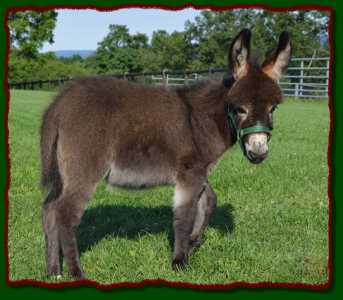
(227, 110, 272, 154)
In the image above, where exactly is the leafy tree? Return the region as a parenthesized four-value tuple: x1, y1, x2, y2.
(8, 10, 58, 58)
(184, 10, 329, 69)
(131, 33, 149, 49)
(9, 9, 329, 83)
(59, 54, 83, 64)
(9, 51, 88, 82)
(150, 30, 191, 70)
(184, 10, 238, 68)
(89, 25, 149, 74)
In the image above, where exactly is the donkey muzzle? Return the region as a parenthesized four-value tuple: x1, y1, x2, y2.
(244, 133, 269, 164)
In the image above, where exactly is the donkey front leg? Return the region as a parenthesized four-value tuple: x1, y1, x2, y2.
(189, 183, 217, 250)
(172, 177, 206, 269)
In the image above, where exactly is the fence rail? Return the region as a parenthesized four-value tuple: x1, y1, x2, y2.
(9, 57, 330, 99)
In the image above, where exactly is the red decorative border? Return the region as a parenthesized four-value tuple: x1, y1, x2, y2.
(3, 3, 334, 290)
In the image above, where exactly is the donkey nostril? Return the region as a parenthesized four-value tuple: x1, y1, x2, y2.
(247, 151, 258, 160)
(247, 150, 268, 162)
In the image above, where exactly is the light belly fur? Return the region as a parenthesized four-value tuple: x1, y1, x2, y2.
(105, 162, 174, 188)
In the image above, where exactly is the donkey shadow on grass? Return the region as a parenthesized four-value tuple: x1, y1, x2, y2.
(77, 203, 235, 254)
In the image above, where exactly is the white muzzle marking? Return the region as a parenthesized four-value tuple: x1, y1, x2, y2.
(244, 133, 268, 155)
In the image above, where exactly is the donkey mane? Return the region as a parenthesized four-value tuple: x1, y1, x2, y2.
(175, 77, 233, 110)
(70, 74, 233, 112)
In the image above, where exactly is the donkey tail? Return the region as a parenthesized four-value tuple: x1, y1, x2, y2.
(40, 103, 60, 189)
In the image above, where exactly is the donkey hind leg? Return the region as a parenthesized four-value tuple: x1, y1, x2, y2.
(42, 182, 62, 277)
(189, 183, 217, 251)
(55, 185, 95, 279)
(172, 180, 206, 269)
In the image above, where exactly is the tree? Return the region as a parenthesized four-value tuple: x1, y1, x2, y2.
(59, 54, 83, 64)
(8, 10, 58, 58)
(150, 30, 191, 70)
(9, 52, 88, 82)
(184, 9, 329, 69)
(9, 9, 329, 82)
(184, 10, 238, 68)
(253, 10, 329, 57)
(90, 25, 150, 74)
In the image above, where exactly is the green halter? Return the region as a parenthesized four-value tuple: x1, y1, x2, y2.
(227, 111, 272, 154)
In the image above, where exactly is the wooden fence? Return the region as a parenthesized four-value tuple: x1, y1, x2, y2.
(9, 57, 329, 99)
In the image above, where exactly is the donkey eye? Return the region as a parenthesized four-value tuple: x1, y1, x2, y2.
(236, 107, 248, 115)
(270, 105, 278, 113)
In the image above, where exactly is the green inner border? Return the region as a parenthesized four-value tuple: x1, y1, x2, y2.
(1, 0, 341, 298)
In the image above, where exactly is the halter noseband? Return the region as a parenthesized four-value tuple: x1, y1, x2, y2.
(227, 110, 273, 154)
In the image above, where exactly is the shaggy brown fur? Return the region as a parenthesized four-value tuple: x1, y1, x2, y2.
(41, 29, 291, 279)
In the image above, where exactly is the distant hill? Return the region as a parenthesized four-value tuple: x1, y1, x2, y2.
(54, 50, 95, 58)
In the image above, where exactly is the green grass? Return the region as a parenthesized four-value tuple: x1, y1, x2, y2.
(8, 89, 329, 285)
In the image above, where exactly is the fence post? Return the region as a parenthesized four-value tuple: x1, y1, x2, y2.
(142, 71, 146, 84)
(299, 60, 304, 98)
(184, 72, 188, 85)
(162, 69, 168, 87)
(209, 67, 214, 77)
(295, 83, 299, 98)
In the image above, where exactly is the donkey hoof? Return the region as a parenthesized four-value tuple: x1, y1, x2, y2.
(49, 274, 63, 281)
(70, 268, 85, 280)
(188, 237, 203, 256)
(47, 265, 61, 277)
(172, 254, 188, 270)
(190, 236, 203, 248)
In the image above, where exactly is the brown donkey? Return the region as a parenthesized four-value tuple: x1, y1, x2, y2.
(41, 29, 291, 279)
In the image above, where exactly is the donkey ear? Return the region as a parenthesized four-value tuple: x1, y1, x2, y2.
(262, 31, 292, 81)
(229, 29, 251, 80)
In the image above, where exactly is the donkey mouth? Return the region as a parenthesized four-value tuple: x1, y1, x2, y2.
(246, 151, 268, 164)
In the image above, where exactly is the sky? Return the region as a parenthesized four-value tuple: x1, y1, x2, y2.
(42, 8, 201, 52)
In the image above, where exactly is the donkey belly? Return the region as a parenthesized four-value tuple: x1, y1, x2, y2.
(105, 162, 174, 188)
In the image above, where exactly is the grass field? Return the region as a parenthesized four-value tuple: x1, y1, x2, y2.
(8, 89, 330, 285)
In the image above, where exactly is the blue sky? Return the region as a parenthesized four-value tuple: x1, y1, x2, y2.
(42, 8, 201, 52)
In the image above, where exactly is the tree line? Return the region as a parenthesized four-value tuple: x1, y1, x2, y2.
(8, 9, 329, 83)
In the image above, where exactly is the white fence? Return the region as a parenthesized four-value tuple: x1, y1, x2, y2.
(148, 57, 330, 99)
(280, 57, 329, 99)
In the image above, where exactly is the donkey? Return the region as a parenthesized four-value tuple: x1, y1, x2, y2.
(41, 29, 291, 279)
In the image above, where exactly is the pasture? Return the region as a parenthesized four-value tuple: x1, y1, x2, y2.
(8, 89, 329, 285)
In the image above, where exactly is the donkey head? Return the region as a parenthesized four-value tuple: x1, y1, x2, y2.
(227, 29, 291, 164)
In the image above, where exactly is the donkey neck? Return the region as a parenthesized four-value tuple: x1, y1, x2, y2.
(176, 79, 236, 162)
